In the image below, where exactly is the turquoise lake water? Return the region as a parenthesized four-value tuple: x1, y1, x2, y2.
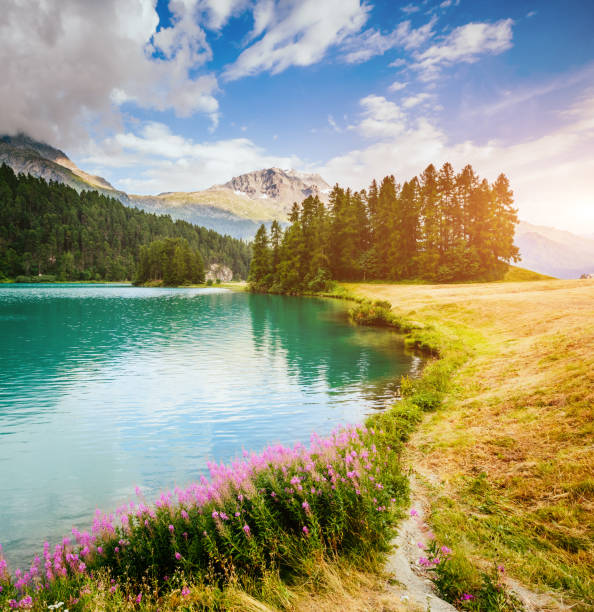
(0, 284, 417, 568)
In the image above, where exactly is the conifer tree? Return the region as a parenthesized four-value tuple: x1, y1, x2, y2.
(248, 224, 271, 290)
(418, 164, 440, 278)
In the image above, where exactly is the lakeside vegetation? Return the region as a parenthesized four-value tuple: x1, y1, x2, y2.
(133, 238, 205, 286)
(248, 163, 519, 293)
(0, 164, 251, 282)
(0, 421, 414, 610)
(348, 279, 594, 609)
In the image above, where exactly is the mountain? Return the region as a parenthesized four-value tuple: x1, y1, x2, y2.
(3, 135, 593, 275)
(0, 134, 124, 197)
(0, 134, 329, 238)
(515, 221, 594, 279)
(218, 168, 330, 212)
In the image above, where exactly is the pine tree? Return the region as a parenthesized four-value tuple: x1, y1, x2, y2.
(270, 220, 283, 277)
(248, 224, 271, 290)
(375, 175, 398, 278)
(418, 164, 440, 279)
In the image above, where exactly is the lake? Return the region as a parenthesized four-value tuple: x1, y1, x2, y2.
(0, 284, 417, 568)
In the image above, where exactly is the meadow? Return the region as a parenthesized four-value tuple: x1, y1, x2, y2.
(347, 277, 594, 610)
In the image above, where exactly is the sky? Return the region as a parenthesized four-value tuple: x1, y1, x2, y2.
(1, 0, 593, 233)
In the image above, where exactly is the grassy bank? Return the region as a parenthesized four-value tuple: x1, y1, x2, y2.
(347, 279, 594, 609)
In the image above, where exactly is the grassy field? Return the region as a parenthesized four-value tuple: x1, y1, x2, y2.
(346, 278, 594, 609)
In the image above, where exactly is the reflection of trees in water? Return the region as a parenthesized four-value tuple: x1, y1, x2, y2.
(0, 288, 235, 423)
(247, 293, 413, 405)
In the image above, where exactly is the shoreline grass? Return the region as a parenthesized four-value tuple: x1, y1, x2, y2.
(347, 279, 594, 610)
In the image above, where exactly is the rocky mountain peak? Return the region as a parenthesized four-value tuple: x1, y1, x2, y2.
(218, 167, 330, 209)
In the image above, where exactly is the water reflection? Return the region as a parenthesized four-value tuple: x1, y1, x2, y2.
(0, 284, 415, 568)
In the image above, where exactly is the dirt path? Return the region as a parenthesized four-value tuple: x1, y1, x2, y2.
(384, 472, 568, 611)
(385, 475, 457, 612)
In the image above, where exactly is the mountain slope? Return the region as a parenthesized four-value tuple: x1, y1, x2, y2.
(515, 221, 594, 279)
(0, 134, 123, 196)
(3, 134, 593, 272)
(0, 134, 330, 238)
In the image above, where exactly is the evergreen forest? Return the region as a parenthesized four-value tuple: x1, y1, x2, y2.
(0, 164, 251, 282)
(249, 163, 519, 292)
(134, 238, 205, 286)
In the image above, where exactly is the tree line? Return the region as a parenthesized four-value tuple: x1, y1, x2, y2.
(0, 164, 251, 281)
(248, 163, 519, 292)
(134, 238, 205, 285)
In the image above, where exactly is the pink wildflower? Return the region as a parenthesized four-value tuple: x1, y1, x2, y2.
(181, 586, 190, 598)
(243, 524, 251, 537)
(302, 525, 309, 536)
(410, 508, 418, 517)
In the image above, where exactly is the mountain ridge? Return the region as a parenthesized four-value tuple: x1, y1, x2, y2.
(0, 134, 327, 238)
(1, 134, 593, 277)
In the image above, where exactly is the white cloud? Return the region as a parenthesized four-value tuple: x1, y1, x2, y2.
(388, 80, 408, 92)
(223, 0, 369, 80)
(320, 90, 594, 234)
(413, 19, 514, 80)
(0, 0, 219, 146)
(389, 58, 408, 68)
(342, 16, 436, 63)
(439, 0, 460, 9)
(350, 95, 407, 139)
(196, 0, 250, 30)
(82, 122, 303, 193)
(328, 115, 342, 132)
(402, 92, 431, 108)
(467, 64, 594, 118)
(401, 3, 420, 15)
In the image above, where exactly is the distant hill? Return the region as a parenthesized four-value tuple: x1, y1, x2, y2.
(503, 265, 556, 282)
(515, 221, 594, 279)
(2, 135, 593, 271)
(0, 134, 126, 197)
(0, 134, 329, 238)
(127, 168, 330, 238)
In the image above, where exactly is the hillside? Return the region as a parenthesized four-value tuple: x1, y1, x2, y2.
(515, 220, 594, 279)
(0, 134, 328, 239)
(0, 134, 126, 199)
(347, 279, 594, 608)
(0, 164, 252, 281)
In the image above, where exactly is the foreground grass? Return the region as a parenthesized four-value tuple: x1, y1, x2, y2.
(346, 279, 594, 609)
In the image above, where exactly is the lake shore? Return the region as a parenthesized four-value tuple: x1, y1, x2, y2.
(345, 278, 594, 609)
(2, 279, 591, 610)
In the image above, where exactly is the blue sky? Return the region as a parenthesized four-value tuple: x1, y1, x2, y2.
(1, 0, 593, 231)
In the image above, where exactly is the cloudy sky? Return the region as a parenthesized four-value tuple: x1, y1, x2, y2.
(1, 0, 593, 232)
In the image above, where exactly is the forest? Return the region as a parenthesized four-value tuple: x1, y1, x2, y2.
(0, 164, 251, 281)
(134, 238, 205, 286)
(248, 162, 519, 292)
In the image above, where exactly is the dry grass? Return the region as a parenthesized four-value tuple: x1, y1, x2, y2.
(346, 279, 594, 608)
